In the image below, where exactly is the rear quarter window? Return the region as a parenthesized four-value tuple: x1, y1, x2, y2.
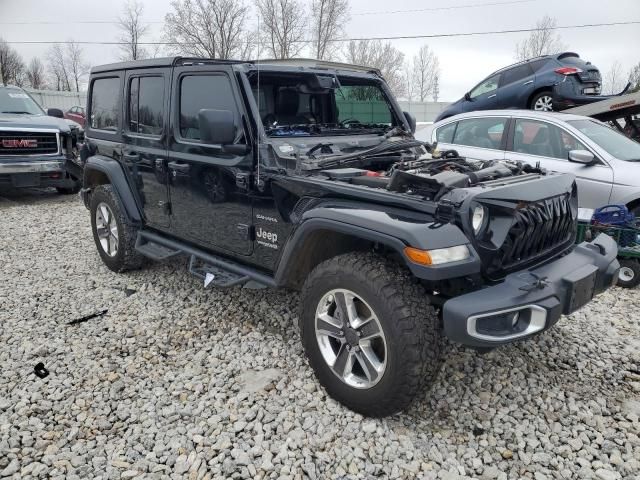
(90, 77, 120, 131)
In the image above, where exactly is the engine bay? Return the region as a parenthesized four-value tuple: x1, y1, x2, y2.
(315, 150, 546, 201)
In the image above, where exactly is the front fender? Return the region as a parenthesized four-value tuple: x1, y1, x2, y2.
(83, 155, 142, 223)
(274, 204, 481, 285)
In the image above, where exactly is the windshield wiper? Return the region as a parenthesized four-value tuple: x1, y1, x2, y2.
(1, 111, 35, 115)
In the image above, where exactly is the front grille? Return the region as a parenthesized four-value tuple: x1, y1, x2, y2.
(483, 193, 576, 278)
(0, 131, 59, 156)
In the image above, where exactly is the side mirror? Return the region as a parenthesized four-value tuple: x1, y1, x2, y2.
(198, 109, 236, 145)
(47, 108, 64, 119)
(403, 111, 416, 134)
(464, 92, 472, 101)
(568, 149, 596, 165)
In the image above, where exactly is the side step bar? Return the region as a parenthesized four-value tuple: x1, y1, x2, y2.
(135, 230, 276, 288)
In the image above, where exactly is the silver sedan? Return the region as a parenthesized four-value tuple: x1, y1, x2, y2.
(418, 110, 640, 215)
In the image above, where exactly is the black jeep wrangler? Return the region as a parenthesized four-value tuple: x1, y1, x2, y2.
(0, 85, 83, 193)
(80, 57, 619, 417)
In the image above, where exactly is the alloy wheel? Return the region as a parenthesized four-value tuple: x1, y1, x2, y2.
(314, 289, 387, 389)
(533, 95, 554, 111)
(95, 202, 119, 257)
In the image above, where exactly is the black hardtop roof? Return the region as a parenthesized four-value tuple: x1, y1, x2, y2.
(90, 56, 380, 76)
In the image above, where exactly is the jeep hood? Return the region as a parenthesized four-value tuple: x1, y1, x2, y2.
(0, 113, 72, 133)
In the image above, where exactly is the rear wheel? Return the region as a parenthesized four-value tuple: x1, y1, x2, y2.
(530, 91, 554, 111)
(617, 259, 640, 289)
(299, 252, 443, 417)
(90, 184, 143, 273)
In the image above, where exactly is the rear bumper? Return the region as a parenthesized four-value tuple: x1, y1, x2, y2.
(552, 84, 611, 110)
(442, 234, 619, 348)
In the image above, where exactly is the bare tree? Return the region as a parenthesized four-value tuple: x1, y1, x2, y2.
(118, 0, 149, 61)
(515, 15, 566, 61)
(0, 38, 25, 86)
(403, 63, 415, 101)
(432, 72, 440, 102)
(411, 45, 440, 102)
(165, 0, 251, 59)
(25, 58, 46, 89)
(603, 61, 625, 95)
(256, 0, 307, 59)
(66, 41, 88, 92)
(343, 40, 405, 96)
(310, 0, 349, 60)
(628, 62, 640, 93)
(47, 43, 71, 91)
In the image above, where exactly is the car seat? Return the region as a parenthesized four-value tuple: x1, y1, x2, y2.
(529, 127, 554, 157)
(262, 88, 315, 126)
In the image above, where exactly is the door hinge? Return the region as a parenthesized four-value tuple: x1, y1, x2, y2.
(237, 223, 254, 240)
(235, 172, 251, 190)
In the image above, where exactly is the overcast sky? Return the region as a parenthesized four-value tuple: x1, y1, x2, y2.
(1, 0, 638, 101)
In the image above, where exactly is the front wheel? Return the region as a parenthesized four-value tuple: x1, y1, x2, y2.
(299, 252, 443, 417)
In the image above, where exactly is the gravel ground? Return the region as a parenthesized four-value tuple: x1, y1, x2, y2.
(1, 190, 639, 480)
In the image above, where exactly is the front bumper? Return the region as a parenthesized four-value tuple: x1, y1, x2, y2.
(0, 158, 77, 189)
(443, 234, 619, 348)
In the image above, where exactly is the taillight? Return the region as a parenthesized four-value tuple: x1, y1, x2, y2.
(555, 67, 583, 76)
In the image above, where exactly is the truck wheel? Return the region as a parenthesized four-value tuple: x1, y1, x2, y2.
(617, 259, 640, 288)
(56, 178, 81, 195)
(299, 252, 443, 417)
(89, 184, 143, 273)
(530, 91, 554, 111)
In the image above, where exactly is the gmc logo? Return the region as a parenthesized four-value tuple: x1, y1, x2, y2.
(2, 139, 38, 148)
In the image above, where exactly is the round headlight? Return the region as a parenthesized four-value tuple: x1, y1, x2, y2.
(472, 205, 486, 234)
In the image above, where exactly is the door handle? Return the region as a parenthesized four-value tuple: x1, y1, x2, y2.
(523, 80, 534, 86)
(167, 161, 190, 173)
(488, 94, 497, 99)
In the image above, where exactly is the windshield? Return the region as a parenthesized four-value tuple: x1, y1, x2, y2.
(0, 88, 45, 115)
(250, 72, 397, 137)
(567, 119, 640, 161)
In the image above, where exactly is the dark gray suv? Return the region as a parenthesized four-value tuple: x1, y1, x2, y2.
(436, 52, 610, 122)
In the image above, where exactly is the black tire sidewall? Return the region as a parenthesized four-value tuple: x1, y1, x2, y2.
(617, 259, 640, 288)
(300, 261, 435, 414)
(90, 187, 127, 272)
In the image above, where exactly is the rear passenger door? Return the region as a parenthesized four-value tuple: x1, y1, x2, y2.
(444, 117, 508, 161)
(496, 63, 535, 109)
(122, 69, 171, 228)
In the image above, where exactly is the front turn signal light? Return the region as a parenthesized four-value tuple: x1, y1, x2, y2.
(404, 245, 471, 266)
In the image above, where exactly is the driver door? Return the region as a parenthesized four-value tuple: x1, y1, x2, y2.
(464, 74, 501, 112)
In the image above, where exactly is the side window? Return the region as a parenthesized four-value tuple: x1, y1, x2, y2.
(470, 74, 500, 99)
(499, 64, 533, 86)
(529, 59, 549, 73)
(90, 77, 120, 131)
(452, 117, 507, 149)
(179, 74, 237, 141)
(513, 119, 582, 160)
(128, 76, 164, 136)
(436, 122, 456, 143)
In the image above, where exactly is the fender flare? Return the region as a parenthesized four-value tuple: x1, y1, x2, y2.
(83, 155, 142, 223)
(274, 207, 481, 286)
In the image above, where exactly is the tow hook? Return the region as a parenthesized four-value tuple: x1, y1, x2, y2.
(518, 272, 549, 292)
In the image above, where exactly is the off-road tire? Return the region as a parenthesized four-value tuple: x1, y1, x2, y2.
(299, 252, 443, 417)
(617, 259, 640, 289)
(90, 184, 143, 273)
